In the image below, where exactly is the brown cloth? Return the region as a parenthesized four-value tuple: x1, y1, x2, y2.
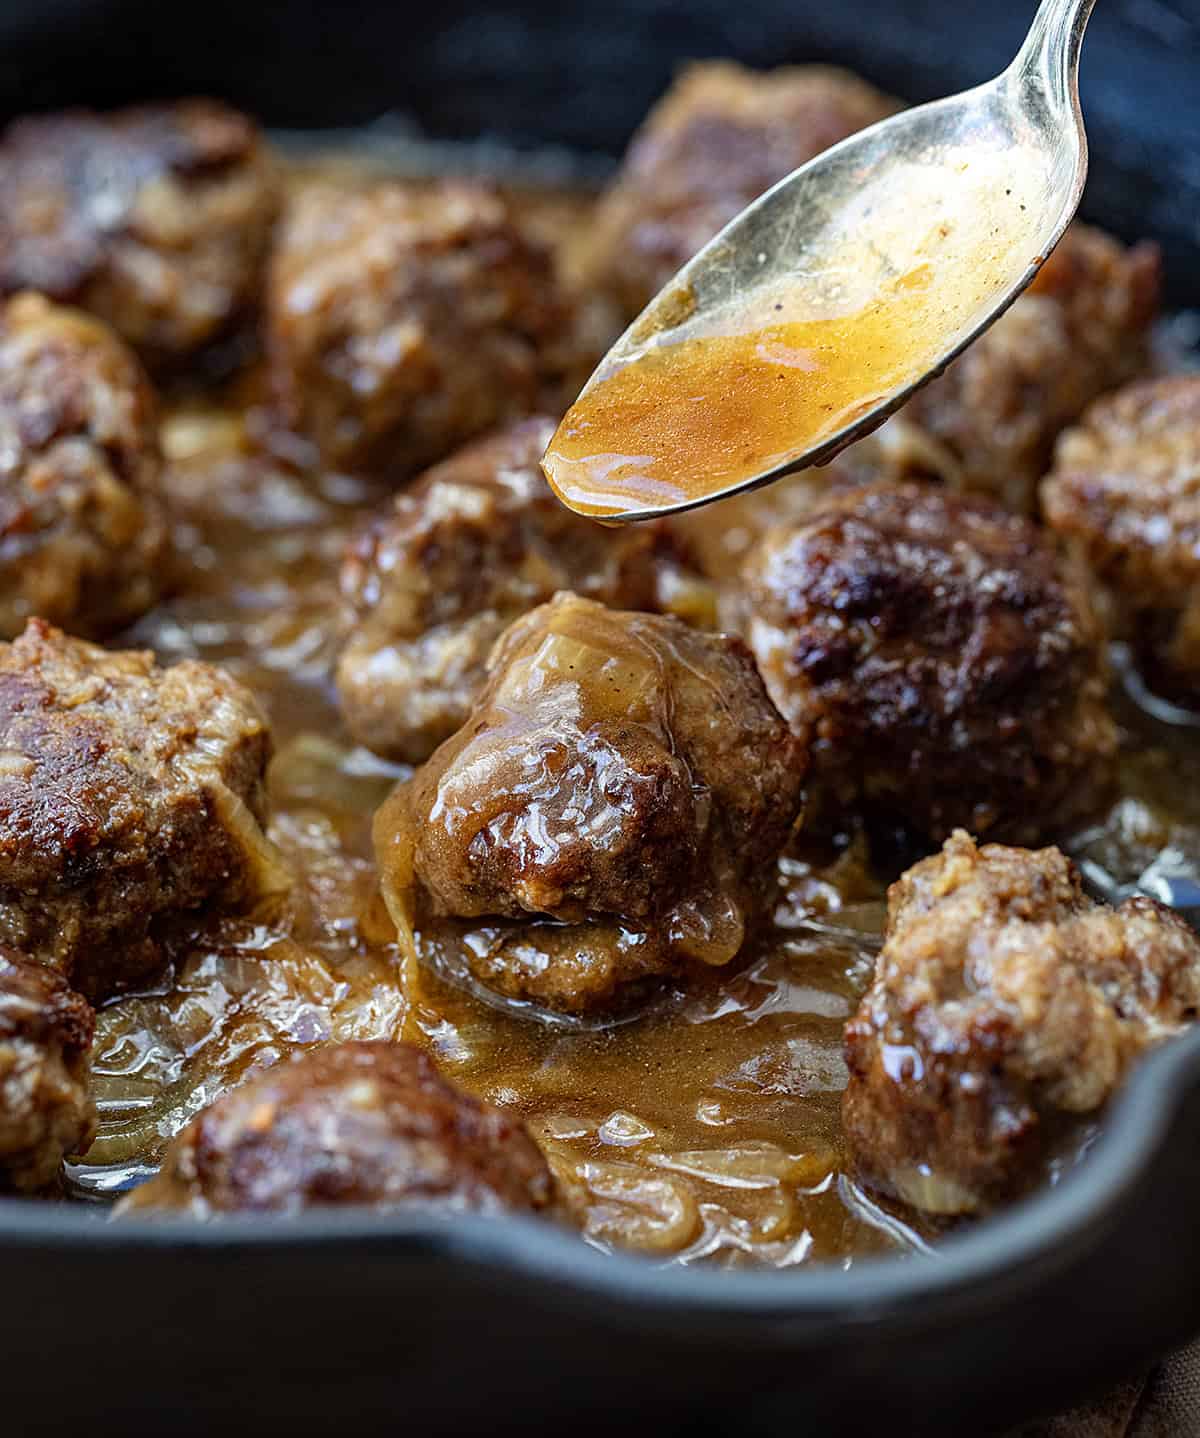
(1011, 1340, 1200, 1436)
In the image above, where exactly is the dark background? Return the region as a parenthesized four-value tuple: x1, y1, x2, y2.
(0, 0, 1197, 299)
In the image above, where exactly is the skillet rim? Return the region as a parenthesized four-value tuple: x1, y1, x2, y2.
(0, 1021, 1197, 1324)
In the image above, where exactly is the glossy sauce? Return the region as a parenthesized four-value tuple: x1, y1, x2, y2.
(60, 169, 1200, 1269)
(544, 149, 1047, 518)
(374, 592, 779, 1004)
(64, 380, 922, 1260)
(544, 269, 943, 517)
(68, 384, 1200, 1262)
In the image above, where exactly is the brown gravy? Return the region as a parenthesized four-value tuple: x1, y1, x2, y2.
(543, 268, 941, 517)
(65, 176, 1200, 1270)
(543, 148, 1047, 519)
(73, 391, 923, 1261)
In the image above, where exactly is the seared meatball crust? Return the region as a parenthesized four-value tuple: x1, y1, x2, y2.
(124, 1041, 555, 1216)
(0, 101, 278, 366)
(843, 831, 1200, 1215)
(585, 62, 898, 317)
(376, 593, 806, 1013)
(337, 416, 713, 763)
(0, 293, 169, 639)
(0, 949, 95, 1192)
(742, 482, 1116, 846)
(904, 223, 1160, 512)
(267, 181, 572, 476)
(0, 620, 284, 1003)
(1042, 376, 1200, 705)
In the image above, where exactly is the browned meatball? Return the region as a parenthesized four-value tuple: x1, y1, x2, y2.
(375, 593, 806, 1013)
(741, 483, 1116, 845)
(672, 417, 960, 606)
(1042, 376, 1200, 705)
(0, 949, 95, 1192)
(584, 62, 898, 317)
(0, 293, 169, 639)
(903, 224, 1160, 512)
(0, 619, 286, 1003)
(121, 1041, 555, 1216)
(266, 181, 573, 476)
(0, 101, 278, 366)
(843, 830, 1200, 1214)
(336, 416, 715, 762)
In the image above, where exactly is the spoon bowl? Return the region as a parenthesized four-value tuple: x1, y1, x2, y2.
(543, 0, 1096, 521)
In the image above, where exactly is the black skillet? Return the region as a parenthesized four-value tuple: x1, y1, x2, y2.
(3, 2, 1200, 1432)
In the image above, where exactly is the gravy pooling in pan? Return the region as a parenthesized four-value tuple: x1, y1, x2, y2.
(1, 75, 1195, 1265)
(82, 377, 922, 1260)
(71, 170, 1200, 1260)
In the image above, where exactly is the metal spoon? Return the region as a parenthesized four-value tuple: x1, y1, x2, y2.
(543, 0, 1097, 521)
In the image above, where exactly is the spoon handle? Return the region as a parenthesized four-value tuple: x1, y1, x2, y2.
(1010, 0, 1098, 100)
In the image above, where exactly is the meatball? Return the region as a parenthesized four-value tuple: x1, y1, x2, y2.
(672, 416, 959, 605)
(336, 416, 714, 762)
(0, 101, 278, 366)
(266, 181, 573, 476)
(0, 293, 169, 639)
(122, 1041, 555, 1216)
(1042, 376, 1200, 705)
(583, 62, 898, 317)
(0, 949, 95, 1192)
(903, 224, 1160, 512)
(741, 482, 1116, 845)
(843, 830, 1200, 1214)
(0, 619, 286, 1003)
(375, 592, 806, 1012)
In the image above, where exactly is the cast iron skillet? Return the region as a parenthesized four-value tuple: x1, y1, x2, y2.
(3, 2, 1200, 1433)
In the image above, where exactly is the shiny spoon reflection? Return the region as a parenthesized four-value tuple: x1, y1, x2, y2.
(543, 0, 1097, 520)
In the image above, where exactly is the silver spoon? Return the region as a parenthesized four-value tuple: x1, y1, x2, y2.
(543, 0, 1097, 521)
